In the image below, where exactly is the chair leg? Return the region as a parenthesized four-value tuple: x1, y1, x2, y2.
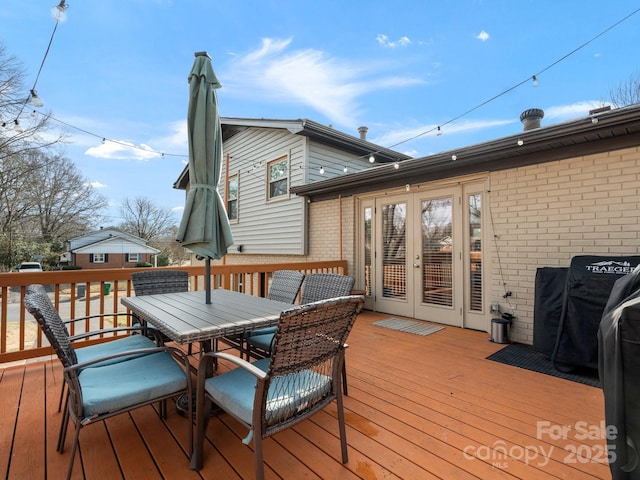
(342, 362, 348, 396)
(336, 388, 349, 464)
(57, 383, 66, 412)
(190, 393, 213, 470)
(57, 393, 70, 452)
(254, 435, 265, 480)
(66, 422, 82, 480)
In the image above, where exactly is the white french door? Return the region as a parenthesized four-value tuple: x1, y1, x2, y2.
(363, 181, 487, 331)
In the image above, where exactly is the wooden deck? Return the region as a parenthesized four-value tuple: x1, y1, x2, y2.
(1, 310, 610, 479)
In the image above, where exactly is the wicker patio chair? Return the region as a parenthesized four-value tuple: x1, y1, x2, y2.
(246, 273, 355, 393)
(24, 290, 192, 480)
(131, 269, 191, 350)
(221, 270, 305, 357)
(190, 295, 365, 479)
(131, 269, 189, 296)
(25, 284, 164, 413)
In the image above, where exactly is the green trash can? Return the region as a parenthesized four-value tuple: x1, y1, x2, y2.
(103, 282, 112, 295)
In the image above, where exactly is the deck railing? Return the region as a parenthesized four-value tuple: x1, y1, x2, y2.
(0, 260, 348, 364)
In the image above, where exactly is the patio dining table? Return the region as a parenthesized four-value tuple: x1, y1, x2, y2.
(121, 289, 292, 346)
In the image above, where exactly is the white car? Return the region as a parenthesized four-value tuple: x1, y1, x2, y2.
(18, 262, 43, 272)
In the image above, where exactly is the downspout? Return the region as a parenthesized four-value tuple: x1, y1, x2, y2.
(339, 194, 343, 261)
(223, 152, 230, 265)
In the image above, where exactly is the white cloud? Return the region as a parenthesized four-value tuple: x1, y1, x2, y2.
(87, 181, 107, 189)
(476, 30, 490, 41)
(85, 140, 161, 160)
(376, 34, 411, 48)
(222, 37, 423, 128)
(543, 101, 603, 121)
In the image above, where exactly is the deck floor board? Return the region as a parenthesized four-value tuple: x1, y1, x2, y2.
(1, 310, 610, 479)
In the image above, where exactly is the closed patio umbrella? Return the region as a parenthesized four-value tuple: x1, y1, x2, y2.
(176, 52, 233, 304)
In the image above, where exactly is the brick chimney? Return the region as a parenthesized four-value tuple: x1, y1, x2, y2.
(520, 108, 544, 131)
(358, 126, 368, 141)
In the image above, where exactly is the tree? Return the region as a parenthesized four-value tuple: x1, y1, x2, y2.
(26, 153, 109, 242)
(119, 197, 177, 241)
(0, 43, 64, 163)
(608, 71, 640, 108)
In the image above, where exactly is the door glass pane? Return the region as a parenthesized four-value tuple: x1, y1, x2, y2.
(364, 207, 372, 296)
(469, 193, 483, 311)
(421, 198, 453, 307)
(382, 203, 406, 300)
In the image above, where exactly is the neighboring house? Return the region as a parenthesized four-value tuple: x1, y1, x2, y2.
(173, 117, 411, 256)
(66, 228, 160, 269)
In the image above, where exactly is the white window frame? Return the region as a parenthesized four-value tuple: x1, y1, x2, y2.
(127, 253, 140, 263)
(267, 155, 289, 201)
(93, 253, 105, 263)
(227, 174, 239, 221)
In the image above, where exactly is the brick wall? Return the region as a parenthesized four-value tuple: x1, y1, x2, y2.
(74, 253, 153, 270)
(489, 146, 640, 342)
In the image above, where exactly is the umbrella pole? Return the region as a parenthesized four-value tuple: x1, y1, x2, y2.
(205, 258, 211, 304)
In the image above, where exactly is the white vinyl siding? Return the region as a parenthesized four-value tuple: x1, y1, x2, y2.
(307, 142, 375, 183)
(222, 128, 307, 255)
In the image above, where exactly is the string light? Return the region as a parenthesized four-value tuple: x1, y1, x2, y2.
(51, 0, 68, 22)
(30, 89, 44, 107)
(393, 161, 399, 169)
(6, 5, 637, 178)
(14, 120, 23, 133)
(343, 166, 348, 173)
(517, 139, 524, 146)
(451, 154, 457, 161)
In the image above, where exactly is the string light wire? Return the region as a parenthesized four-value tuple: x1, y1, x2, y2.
(6, 6, 639, 168)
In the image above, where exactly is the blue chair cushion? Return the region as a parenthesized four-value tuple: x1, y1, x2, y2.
(78, 351, 187, 418)
(205, 358, 332, 427)
(246, 333, 275, 353)
(248, 326, 277, 337)
(76, 334, 158, 368)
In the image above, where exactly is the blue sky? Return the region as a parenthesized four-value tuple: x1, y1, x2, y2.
(1, 1, 639, 225)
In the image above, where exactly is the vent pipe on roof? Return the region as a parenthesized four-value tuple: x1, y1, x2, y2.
(520, 108, 544, 131)
(358, 126, 368, 141)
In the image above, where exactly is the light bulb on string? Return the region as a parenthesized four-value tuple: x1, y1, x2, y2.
(319, 166, 325, 175)
(437, 126, 442, 136)
(14, 120, 23, 133)
(30, 90, 44, 107)
(517, 139, 524, 146)
(393, 162, 400, 169)
(368, 154, 375, 164)
(451, 154, 457, 161)
(51, 0, 68, 22)
(532, 75, 539, 87)
(343, 166, 348, 173)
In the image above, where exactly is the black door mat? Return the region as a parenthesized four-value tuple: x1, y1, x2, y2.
(486, 343, 601, 388)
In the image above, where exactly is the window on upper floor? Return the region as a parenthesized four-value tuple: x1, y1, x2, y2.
(127, 253, 140, 263)
(227, 174, 238, 221)
(267, 156, 288, 200)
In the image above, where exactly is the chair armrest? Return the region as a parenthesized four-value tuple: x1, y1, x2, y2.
(63, 312, 135, 325)
(68, 325, 151, 342)
(198, 351, 267, 380)
(64, 345, 173, 372)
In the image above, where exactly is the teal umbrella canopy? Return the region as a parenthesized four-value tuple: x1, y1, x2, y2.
(176, 52, 233, 261)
